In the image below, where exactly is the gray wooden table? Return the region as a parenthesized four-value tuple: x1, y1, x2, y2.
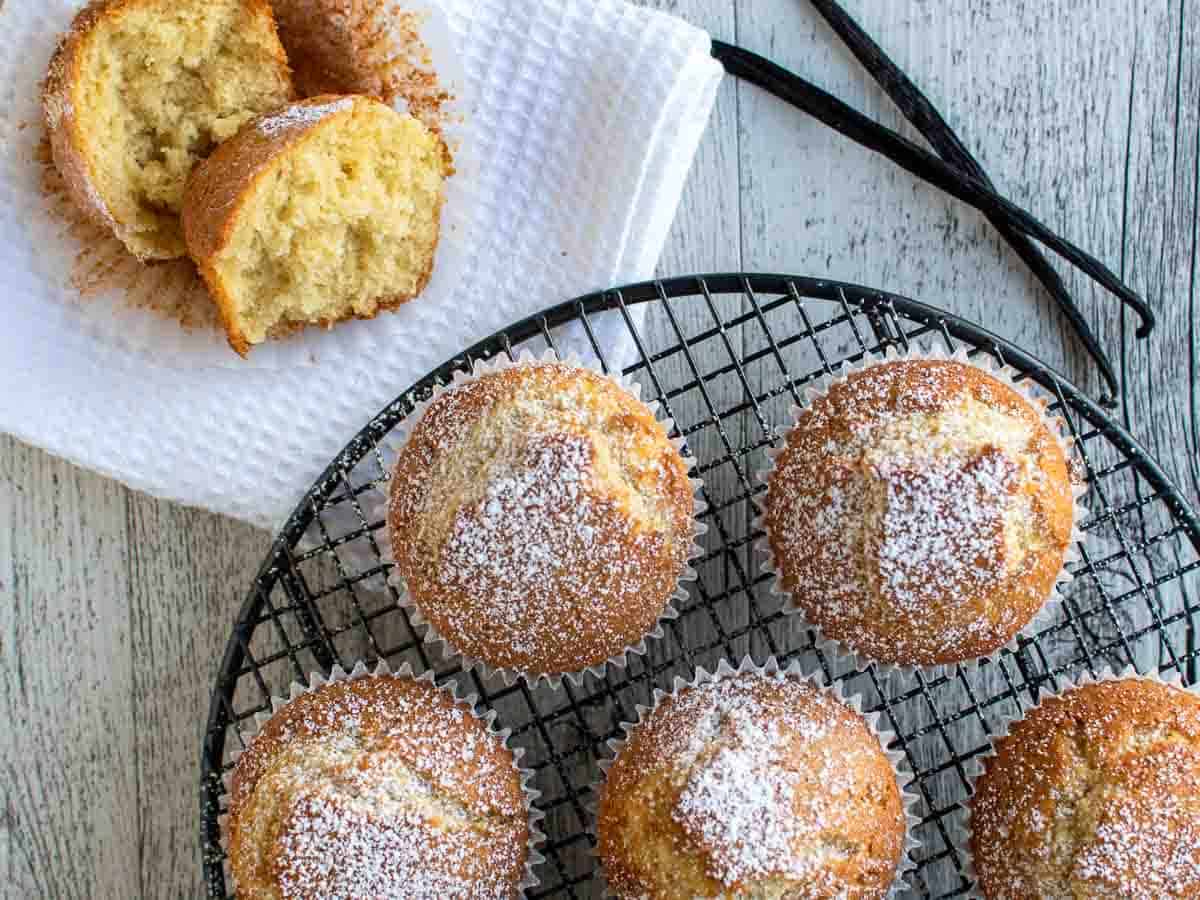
(3, 1, 1198, 897)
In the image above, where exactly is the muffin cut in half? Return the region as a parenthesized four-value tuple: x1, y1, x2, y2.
(182, 94, 450, 356)
(970, 677, 1200, 899)
(43, 0, 293, 260)
(227, 673, 531, 899)
(597, 668, 907, 898)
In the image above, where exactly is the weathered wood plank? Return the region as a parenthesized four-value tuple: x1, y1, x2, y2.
(0, 436, 139, 900)
(1082, 0, 1200, 675)
(124, 496, 267, 899)
(735, 1, 1075, 378)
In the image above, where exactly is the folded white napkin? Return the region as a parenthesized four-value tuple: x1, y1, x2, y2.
(0, 0, 722, 528)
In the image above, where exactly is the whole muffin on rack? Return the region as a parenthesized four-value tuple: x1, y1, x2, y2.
(387, 359, 695, 681)
(970, 676, 1200, 899)
(227, 674, 530, 899)
(762, 356, 1075, 668)
(596, 669, 907, 899)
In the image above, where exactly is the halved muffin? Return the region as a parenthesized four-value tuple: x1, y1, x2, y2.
(182, 94, 450, 356)
(43, 0, 293, 260)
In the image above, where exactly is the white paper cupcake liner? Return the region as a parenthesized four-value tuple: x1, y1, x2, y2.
(589, 655, 921, 899)
(753, 342, 1089, 680)
(217, 659, 545, 896)
(954, 664, 1198, 898)
(370, 347, 708, 689)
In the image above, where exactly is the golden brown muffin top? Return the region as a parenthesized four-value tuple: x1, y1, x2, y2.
(388, 361, 695, 678)
(971, 677, 1200, 900)
(764, 358, 1075, 667)
(228, 675, 529, 900)
(597, 670, 906, 899)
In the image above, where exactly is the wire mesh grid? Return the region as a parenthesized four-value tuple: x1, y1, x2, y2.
(201, 273, 1200, 899)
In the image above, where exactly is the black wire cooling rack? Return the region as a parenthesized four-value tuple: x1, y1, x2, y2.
(200, 273, 1200, 899)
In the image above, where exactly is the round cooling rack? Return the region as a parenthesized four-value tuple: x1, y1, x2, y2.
(200, 273, 1200, 899)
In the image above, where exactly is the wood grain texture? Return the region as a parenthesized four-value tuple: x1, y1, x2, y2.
(125, 497, 265, 899)
(1, 1, 1197, 898)
(0, 435, 269, 900)
(0, 435, 140, 899)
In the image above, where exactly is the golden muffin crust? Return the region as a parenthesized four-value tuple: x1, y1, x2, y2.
(228, 675, 529, 900)
(970, 677, 1200, 900)
(43, 0, 292, 260)
(597, 670, 906, 899)
(387, 361, 695, 679)
(763, 358, 1075, 667)
(183, 94, 450, 356)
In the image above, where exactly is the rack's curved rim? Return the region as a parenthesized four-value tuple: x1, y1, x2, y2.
(198, 272, 1200, 897)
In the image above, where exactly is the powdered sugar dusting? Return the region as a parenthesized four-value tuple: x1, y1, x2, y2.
(1074, 759, 1200, 899)
(972, 678, 1200, 899)
(257, 97, 356, 136)
(765, 359, 1072, 666)
(238, 678, 517, 815)
(602, 672, 904, 894)
(871, 447, 1018, 608)
(446, 434, 595, 589)
(671, 678, 858, 886)
(438, 432, 647, 661)
(229, 676, 528, 898)
(275, 790, 514, 900)
(389, 362, 693, 676)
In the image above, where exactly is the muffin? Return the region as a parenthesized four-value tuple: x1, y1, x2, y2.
(970, 676, 1200, 899)
(227, 672, 531, 899)
(43, 0, 293, 260)
(387, 359, 695, 682)
(762, 356, 1075, 668)
(596, 666, 908, 899)
(182, 94, 450, 356)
